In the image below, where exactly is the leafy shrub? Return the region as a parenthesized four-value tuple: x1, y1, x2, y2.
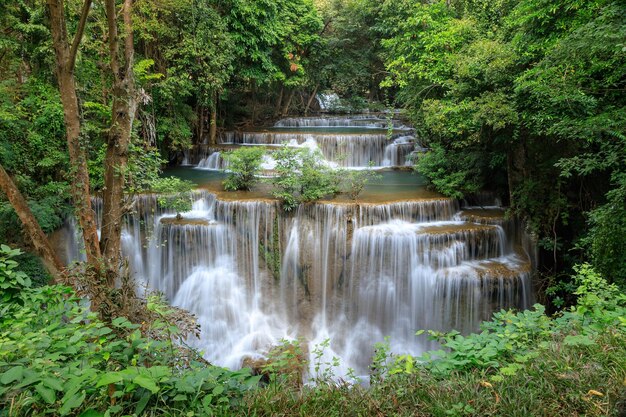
(223, 147, 265, 191)
(149, 177, 195, 219)
(271, 145, 340, 211)
(414, 144, 485, 199)
(586, 179, 626, 289)
(0, 245, 31, 304)
(339, 164, 382, 200)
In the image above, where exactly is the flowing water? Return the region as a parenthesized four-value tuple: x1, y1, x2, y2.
(55, 116, 535, 379)
(193, 115, 417, 169)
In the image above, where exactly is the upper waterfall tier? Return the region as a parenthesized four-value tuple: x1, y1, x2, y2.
(274, 115, 409, 129)
(217, 130, 415, 168)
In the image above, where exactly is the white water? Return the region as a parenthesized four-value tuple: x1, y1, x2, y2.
(219, 132, 413, 168)
(196, 152, 225, 170)
(275, 115, 408, 130)
(56, 116, 534, 380)
(58, 189, 533, 378)
(317, 93, 341, 111)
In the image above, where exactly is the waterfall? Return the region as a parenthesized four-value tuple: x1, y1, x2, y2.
(54, 115, 534, 378)
(197, 152, 226, 170)
(219, 132, 398, 167)
(275, 116, 408, 129)
(317, 93, 341, 111)
(382, 136, 416, 167)
(56, 192, 533, 375)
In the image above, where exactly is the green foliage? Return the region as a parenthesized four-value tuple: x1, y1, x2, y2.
(0, 245, 30, 304)
(393, 264, 626, 381)
(378, 0, 626, 287)
(271, 145, 340, 211)
(311, 0, 387, 99)
(149, 177, 195, 218)
(223, 147, 266, 191)
(0, 251, 261, 416)
(339, 164, 382, 200)
(260, 339, 305, 386)
(245, 265, 626, 416)
(414, 145, 485, 199)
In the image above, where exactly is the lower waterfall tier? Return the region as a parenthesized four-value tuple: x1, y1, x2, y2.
(54, 188, 535, 377)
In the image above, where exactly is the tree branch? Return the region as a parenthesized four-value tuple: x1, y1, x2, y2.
(105, 0, 120, 78)
(122, 0, 134, 77)
(0, 164, 66, 283)
(68, 0, 92, 72)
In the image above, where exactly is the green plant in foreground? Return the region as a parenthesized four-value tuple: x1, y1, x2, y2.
(0, 248, 261, 416)
(223, 147, 266, 191)
(0, 245, 30, 304)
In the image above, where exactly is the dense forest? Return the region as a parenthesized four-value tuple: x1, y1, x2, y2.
(0, 0, 624, 415)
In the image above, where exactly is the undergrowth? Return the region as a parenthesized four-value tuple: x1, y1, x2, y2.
(0, 246, 260, 416)
(244, 264, 626, 417)
(1, 242, 625, 416)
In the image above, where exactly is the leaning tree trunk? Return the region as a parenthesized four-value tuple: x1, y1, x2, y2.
(0, 164, 66, 282)
(209, 91, 217, 146)
(47, 0, 102, 269)
(100, 0, 136, 286)
(275, 85, 284, 117)
(281, 89, 295, 117)
(304, 84, 319, 116)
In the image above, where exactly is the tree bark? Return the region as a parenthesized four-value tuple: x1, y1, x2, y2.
(275, 85, 284, 117)
(0, 164, 66, 282)
(209, 91, 217, 146)
(507, 137, 527, 208)
(100, 0, 136, 285)
(304, 84, 319, 115)
(47, 0, 102, 269)
(281, 89, 295, 117)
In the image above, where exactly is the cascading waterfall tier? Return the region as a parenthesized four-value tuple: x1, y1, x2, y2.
(190, 115, 418, 168)
(55, 189, 534, 376)
(52, 117, 534, 378)
(275, 115, 408, 129)
(219, 131, 398, 167)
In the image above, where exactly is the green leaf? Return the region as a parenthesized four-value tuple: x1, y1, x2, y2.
(135, 392, 152, 415)
(133, 375, 159, 394)
(563, 335, 595, 346)
(42, 377, 64, 391)
(35, 383, 56, 404)
(96, 372, 123, 387)
(212, 385, 224, 396)
(1, 366, 23, 384)
(79, 409, 104, 417)
(60, 390, 86, 416)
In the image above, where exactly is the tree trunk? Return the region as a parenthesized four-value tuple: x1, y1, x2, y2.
(304, 84, 319, 115)
(47, 0, 102, 269)
(100, 0, 136, 286)
(209, 91, 217, 146)
(275, 85, 284, 116)
(250, 81, 258, 124)
(197, 104, 204, 144)
(281, 89, 295, 117)
(507, 137, 527, 208)
(0, 164, 66, 282)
